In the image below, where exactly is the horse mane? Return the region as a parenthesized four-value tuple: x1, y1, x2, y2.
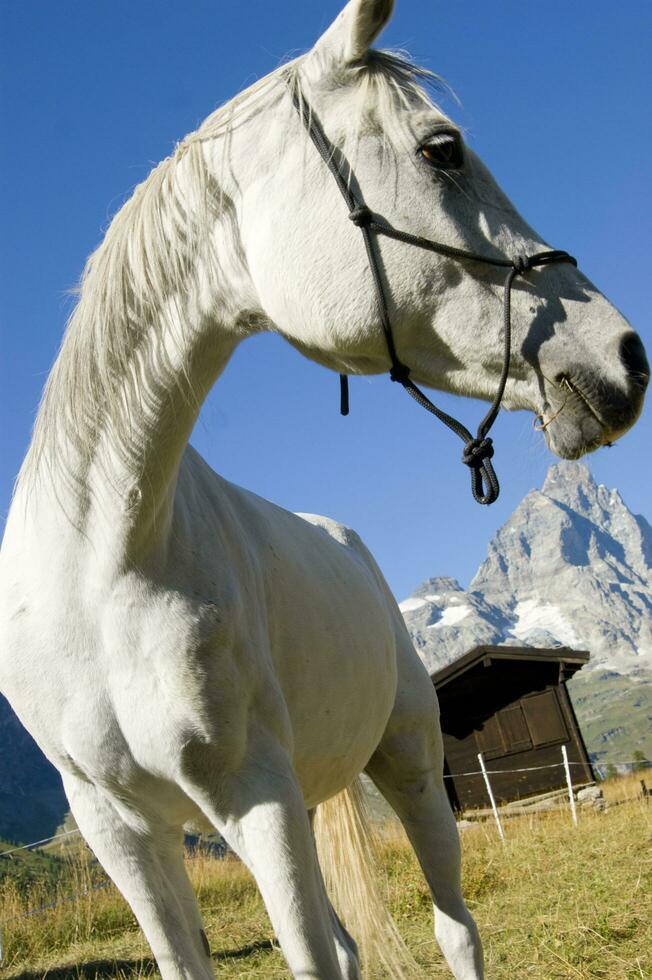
(17, 51, 442, 499)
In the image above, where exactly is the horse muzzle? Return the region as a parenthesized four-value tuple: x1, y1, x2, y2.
(541, 329, 649, 457)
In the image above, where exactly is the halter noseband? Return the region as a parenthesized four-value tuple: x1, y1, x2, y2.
(290, 80, 577, 505)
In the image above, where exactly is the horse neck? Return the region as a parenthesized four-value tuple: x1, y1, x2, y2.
(21, 317, 240, 572)
(14, 153, 255, 570)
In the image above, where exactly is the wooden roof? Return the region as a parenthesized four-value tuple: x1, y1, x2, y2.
(432, 645, 590, 689)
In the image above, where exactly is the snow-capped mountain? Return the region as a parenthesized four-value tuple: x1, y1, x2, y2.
(401, 462, 652, 677)
(400, 461, 652, 760)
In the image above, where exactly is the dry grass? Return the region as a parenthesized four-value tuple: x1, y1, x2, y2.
(1, 775, 650, 979)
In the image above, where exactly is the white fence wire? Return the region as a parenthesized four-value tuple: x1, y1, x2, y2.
(1, 757, 649, 860)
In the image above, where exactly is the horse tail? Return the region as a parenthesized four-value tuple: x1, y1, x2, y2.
(313, 777, 421, 978)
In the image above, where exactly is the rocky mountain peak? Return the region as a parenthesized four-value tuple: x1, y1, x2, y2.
(401, 461, 652, 678)
(399, 461, 652, 761)
(540, 460, 631, 531)
(542, 461, 594, 499)
(413, 576, 463, 597)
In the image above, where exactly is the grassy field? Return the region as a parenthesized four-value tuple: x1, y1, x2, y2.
(1, 775, 650, 979)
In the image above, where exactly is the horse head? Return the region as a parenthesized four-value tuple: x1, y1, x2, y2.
(231, 0, 647, 464)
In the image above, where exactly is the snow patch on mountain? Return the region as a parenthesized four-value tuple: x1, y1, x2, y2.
(509, 599, 580, 646)
(429, 605, 472, 629)
(399, 597, 428, 613)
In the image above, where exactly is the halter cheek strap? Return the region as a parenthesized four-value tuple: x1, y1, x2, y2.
(289, 80, 577, 505)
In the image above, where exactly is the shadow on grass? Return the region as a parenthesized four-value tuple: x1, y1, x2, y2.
(7, 938, 278, 979)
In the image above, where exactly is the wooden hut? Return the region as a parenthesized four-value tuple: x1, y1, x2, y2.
(432, 645, 594, 811)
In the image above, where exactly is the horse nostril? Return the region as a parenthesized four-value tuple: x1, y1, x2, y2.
(619, 332, 650, 393)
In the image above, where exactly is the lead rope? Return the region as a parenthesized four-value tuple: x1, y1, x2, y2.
(289, 80, 577, 505)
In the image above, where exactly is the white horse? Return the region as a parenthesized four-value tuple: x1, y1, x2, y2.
(1, 1, 648, 978)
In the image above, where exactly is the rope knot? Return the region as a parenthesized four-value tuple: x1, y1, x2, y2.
(512, 254, 532, 275)
(462, 437, 494, 469)
(348, 206, 373, 227)
(389, 362, 411, 384)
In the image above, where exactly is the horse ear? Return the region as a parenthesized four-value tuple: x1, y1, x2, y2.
(309, 0, 394, 70)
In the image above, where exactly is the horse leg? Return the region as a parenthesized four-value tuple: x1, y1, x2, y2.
(63, 774, 214, 980)
(180, 738, 344, 979)
(308, 808, 362, 980)
(365, 649, 484, 980)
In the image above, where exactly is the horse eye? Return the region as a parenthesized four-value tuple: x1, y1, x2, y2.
(420, 133, 463, 170)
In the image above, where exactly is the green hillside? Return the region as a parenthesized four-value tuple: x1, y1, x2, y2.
(568, 668, 652, 766)
(0, 839, 68, 889)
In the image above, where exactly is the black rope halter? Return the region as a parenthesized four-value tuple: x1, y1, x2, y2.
(289, 79, 577, 505)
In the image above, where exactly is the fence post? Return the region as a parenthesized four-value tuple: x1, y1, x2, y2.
(561, 743, 578, 826)
(477, 752, 505, 842)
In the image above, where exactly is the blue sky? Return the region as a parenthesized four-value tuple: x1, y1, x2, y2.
(1, 1, 650, 600)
